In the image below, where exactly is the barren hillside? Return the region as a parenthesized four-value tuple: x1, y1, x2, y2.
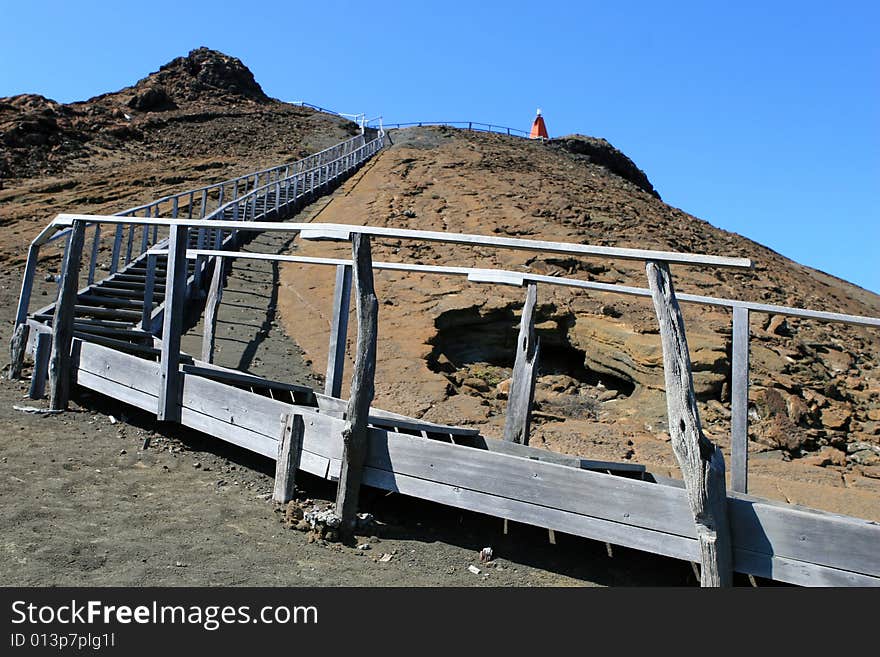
(0, 47, 359, 266)
(280, 126, 880, 517)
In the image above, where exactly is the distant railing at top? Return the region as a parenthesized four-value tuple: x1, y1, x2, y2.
(373, 121, 530, 138)
(42, 133, 373, 248)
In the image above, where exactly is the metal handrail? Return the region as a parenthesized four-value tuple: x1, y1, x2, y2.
(373, 120, 530, 138)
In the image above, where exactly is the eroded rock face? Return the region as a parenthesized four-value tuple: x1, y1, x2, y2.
(569, 315, 728, 399)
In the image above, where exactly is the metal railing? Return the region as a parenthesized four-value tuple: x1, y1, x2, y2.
(14, 132, 385, 330)
(374, 121, 530, 138)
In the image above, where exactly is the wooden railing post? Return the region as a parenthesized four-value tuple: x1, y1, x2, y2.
(109, 223, 124, 274)
(158, 226, 188, 422)
(48, 220, 86, 410)
(87, 224, 101, 285)
(503, 282, 540, 445)
(324, 263, 353, 398)
(141, 253, 157, 332)
(730, 306, 750, 494)
(274, 413, 305, 504)
(334, 234, 378, 531)
(202, 255, 225, 364)
(9, 242, 41, 379)
(646, 260, 732, 587)
(29, 330, 51, 399)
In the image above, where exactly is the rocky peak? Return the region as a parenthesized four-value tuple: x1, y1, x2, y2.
(131, 47, 270, 108)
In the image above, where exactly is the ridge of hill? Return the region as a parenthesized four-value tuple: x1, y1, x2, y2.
(0, 48, 359, 266)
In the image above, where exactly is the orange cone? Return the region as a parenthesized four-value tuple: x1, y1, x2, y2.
(530, 108, 548, 139)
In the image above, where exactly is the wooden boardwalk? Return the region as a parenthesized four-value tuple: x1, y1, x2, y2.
(9, 129, 880, 587)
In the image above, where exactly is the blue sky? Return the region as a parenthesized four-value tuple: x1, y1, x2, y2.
(2, 0, 877, 293)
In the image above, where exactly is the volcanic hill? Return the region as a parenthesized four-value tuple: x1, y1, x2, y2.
(0, 47, 359, 265)
(2, 49, 879, 520)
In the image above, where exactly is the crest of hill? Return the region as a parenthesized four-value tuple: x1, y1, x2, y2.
(549, 134, 660, 199)
(0, 48, 357, 180)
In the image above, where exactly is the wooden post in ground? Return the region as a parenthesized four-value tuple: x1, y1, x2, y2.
(273, 413, 305, 504)
(9, 243, 41, 379)
(29, 331, 51, 399)
(503, 282, 540, 445)
(646, 260, 732, 587)
(730, 306, 750, 494)
(48, 220, 86, 410)
(158, 226, 188, 422)
(324, 263, 353, 398)
(202, 255, 225, 364)
(334, 234, 378, 531)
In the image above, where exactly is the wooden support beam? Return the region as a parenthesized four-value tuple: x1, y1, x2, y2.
(334, 234, 379, 530)
(48, 220, 86, 410)
(141, 253, 157, 331)
(9, 323, 30, 381)
(10, 243, 41, 379)
(201, 255, 225, 364)
(646, 260, 732, 587)
(29, 331, 51, 399)
(109, 223, 124, 274)
(273, 413, 304, 504)
(730, 306, 750, 494)
(324, 263, 352, 398)
(87, 224, 101, 285)
(503, 282, 540, 445)
(157, 225, 188, 422)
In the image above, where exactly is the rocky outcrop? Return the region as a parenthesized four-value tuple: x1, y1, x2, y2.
(146, 47, 270, 103)
(549, 135, 660, 199)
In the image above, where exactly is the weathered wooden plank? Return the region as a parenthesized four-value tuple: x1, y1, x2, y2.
(87, 224, 101, 285)
(158, 225, 188, 422)
(76, 369, 158, 412)
(109, 223, 124, 274)
(201, 255, 224, 363)
(335, 234, 379, 529)
(365, 428, 697, 538)
(10, 243, 42, 379)
(14, 243, 41, 327)
(732, 546, 880, 587)
(141, 253, 157, 331)
(77, 340, 161, 389)
(178, 405, 277, 460)
(730, 306, 750, 493)
(53, 215, 753, 269)
(646, 260, 732, 587)
(48, 220, 86, 410)
(28, 331, 51, 399)
(182, 362, 315, 399)
(8, 323, 30, 381)
(727, 496, 880, 578)
(181, 371, 296, 437)
(156, 247, 880, 329)
(273, 414, 304, 504)
(360, 466, 700, 563)
(504, 282, 539, 445)
(324, 263, 352, 398)
(314, 393, 479, 437)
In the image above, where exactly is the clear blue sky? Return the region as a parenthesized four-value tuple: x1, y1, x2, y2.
(2, 0, 878, 293)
